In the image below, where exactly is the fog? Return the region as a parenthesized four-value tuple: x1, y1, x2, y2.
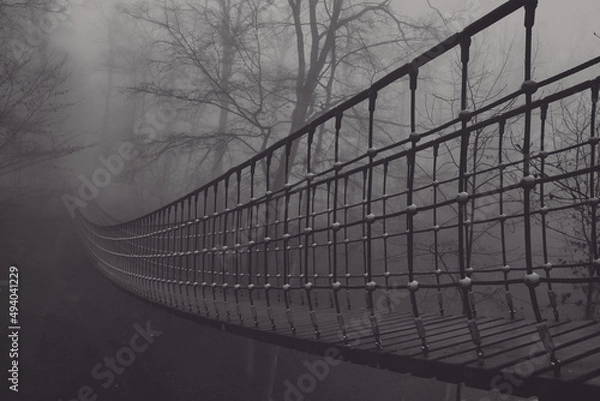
(8, 0, 593, 220)
(1, 1, 599, 400)
(2, 0, 596, 220)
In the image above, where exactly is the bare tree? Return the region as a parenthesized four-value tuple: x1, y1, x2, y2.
(271, 0, 436, 190)
(113, 0, 438, 200)
(117, 0, 281, 184)
(540, 93, 600, 318)
(0, 0, 82, 190)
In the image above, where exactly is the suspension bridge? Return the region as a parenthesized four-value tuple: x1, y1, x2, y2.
(76, 1, 600, 399)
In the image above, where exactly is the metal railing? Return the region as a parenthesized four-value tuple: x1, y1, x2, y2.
(78, 0, 600, 379)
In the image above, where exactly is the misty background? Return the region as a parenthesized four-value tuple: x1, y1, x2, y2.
(0, 0, 599, 400)
(3, 0, 598, 219)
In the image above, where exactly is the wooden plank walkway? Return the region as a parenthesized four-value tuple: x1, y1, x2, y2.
(111, 277, 600, 401)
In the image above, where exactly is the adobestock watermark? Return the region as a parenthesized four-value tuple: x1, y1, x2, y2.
(481, 331, 555, 401)
(63, 64, 202, 218)
(343, 280, 409, 347)
(62, 141, 138, 219)
(133, 65, 201, 143)
(62, 95, 184, 219)
(133, 101, 178, 143)
(270, 347, 343, 401)
(338, 277, 552, 401)
(275, 280, 406, 399)
(57, 320, 162, 401)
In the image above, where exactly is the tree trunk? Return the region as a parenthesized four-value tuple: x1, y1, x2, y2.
(102, 23, 115, 154)
(209, 0, 237, 181)
(271, 89, 312, 192)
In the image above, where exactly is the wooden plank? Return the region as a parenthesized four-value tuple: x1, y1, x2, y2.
(409, 318, 533, 358)
(379, 319, 530, 380)
(423, 319, 568, 361)
(330, 313, 453, 345)
(330, 315, 422, 347)
(431, 320, 595, 385)
(473, 322, 600, 371)
(457, 322, 600, 389)
(352, 316, 469, 351)
(486, 340, 600, 398)
(389, 318, 505, 354)
(439, 320, 596, 366)
(535, 348, 600, 383)
(318, 311, 420, 343)
(374, 315, 466, 344)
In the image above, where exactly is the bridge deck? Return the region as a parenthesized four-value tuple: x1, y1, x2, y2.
(114, 278, 600, 401)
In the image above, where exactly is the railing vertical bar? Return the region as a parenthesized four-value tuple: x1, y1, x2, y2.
(184, 198, 192, 312)
(365, 90, 381, 349)
(407, 69, 426, 355)
(587, 82, 599, 317)
(235, 170, 244, 324)
(193, 193, 201, 314)
(298, 188, 304, 306)
(159, 210, 166, 305)
(521, 0, 542, 322)
(304, 127, 320, 339)
(264, 153, 276, 330)
(326, 179, 333, 309)
(311, 181, 319, 308)
(222, 175, 231, 322)
(457, 34, 484, 365)
(178, 200, 185, 309)
(201, 190, 209, 316)
(538, 103, 558, 321)
(170, 205, 175, 303)
(283, 141, 295, 334)
(522, 0, 560, 376)
(432, 143, 444, 316)
(383, 161, 392, 313)
(343, 175, 351, 310)
(274, 196, 281, 303)
(332, 112, 346, 340)
(248, 162, 258, 327)
(498, 119, 514, 319)
(211, 184, 219, 319)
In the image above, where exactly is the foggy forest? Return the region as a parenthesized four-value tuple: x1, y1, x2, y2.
(1, 1, 600, 401)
